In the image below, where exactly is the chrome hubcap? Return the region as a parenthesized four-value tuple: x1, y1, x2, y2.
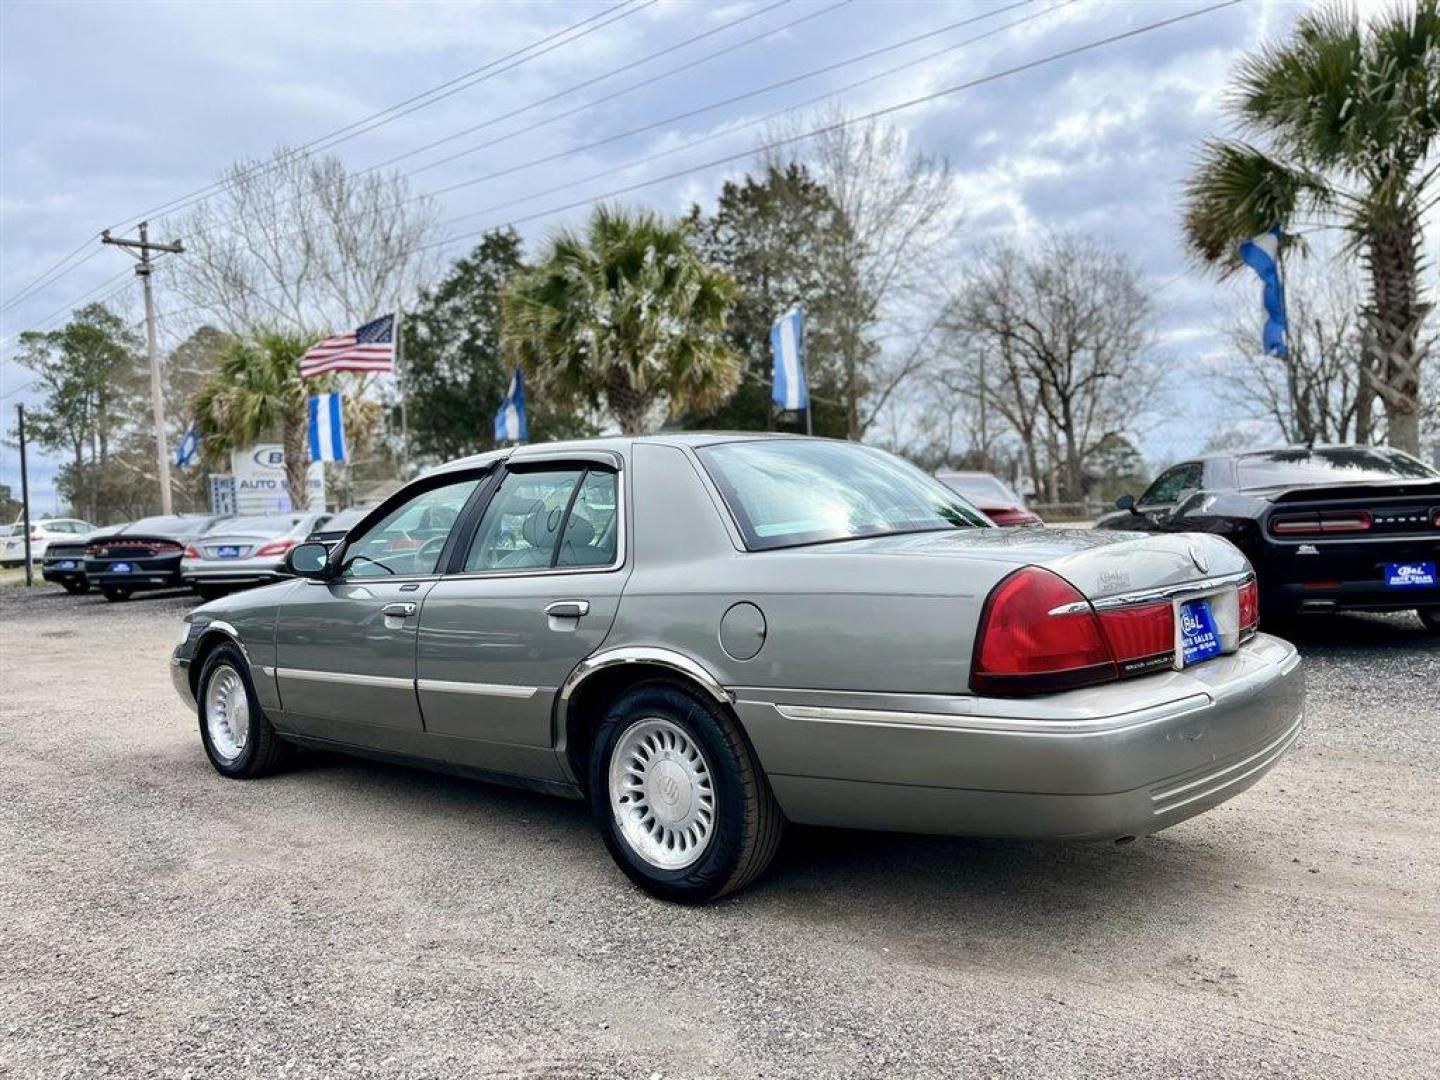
(609, 718, 715, 870)
(204, 664, 249, 761)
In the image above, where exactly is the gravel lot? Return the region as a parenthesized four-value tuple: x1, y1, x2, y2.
(2, 584, 1436, 1079)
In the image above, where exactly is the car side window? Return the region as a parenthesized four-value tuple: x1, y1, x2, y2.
(340, 477, 480, 579)
(463, 469, 583, 572)
(1139, 463, 1202, 508)
(556, 470, 619, 567)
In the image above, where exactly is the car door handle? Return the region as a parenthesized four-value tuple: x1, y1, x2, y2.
(381, 602, 417, 618)
(545, 600, 590, 619)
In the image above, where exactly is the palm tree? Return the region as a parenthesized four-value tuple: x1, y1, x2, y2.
(192, 332, 314, 509)
(501, 204, 741, 434)
(1182, 1, 1439, 454)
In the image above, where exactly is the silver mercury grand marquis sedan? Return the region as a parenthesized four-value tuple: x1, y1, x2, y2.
(170, 434, 1304, 902)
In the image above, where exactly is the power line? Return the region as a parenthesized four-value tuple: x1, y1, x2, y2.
(112, 0, 653, 229)
(151, 0, 1238, 329)
(172, 0, 847, 252)
(1, 1, 649, 315)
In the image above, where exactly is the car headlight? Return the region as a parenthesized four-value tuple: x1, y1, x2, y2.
(176, 621, 197, 646)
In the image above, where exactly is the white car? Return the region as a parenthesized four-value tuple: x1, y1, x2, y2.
(1, 518, 96, 566)
(180, 512, 331, 598)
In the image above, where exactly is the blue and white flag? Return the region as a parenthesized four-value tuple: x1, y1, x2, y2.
(1238, 228, 1288, 358)
(307, 392, 347, 463)
(770, 304, 808, 411)
(174, 422, 200, 469)
(494, 367, 528, 442)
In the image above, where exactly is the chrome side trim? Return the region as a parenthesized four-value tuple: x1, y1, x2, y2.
(416, 678, 538, 699)
(1151, 713, 1302, 814)
(1089, 570, 1255, 612)
(559, 647, 732, 709)
(771, 695, 1212, 738)
(274, 667, 414, 690)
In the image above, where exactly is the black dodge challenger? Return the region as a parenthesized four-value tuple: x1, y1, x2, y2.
(1097, 445, 1439, 628)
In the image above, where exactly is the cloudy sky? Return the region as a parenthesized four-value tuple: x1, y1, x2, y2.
(1, 0, 1321, 512)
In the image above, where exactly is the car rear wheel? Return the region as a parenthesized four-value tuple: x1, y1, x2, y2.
(101, 586, 132, 602)
(588, 680, 784, 903)
(61, 580, 88, 594)
(197, 644, 293, 779)
(1419, 608, 1439, 632)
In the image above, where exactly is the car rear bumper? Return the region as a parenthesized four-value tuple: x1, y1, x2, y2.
(85, 558, 185, 592)
(1255, 538, 1439, 614)
(733, 633, 1304, 840)
(41, 565, 86, 584)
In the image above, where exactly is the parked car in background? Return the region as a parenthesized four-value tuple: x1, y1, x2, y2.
(171, 434, 1302, 902)
(41, 525, 127, 594)
(1097, 444, 1439, 627)
(181, 513, 331, 599)
(305, 505, 374, 549)
(935, 470, 1043, 526)
(86, 514, 231, 602)
(1, 517, 96, 566)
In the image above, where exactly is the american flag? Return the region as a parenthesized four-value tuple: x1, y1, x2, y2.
(300, 313, 396, 378)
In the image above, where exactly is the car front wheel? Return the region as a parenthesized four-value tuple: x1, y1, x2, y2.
(588, 681, 784, 903)
(1419, 608, 1439, 632)
(197, 644, 293, 779)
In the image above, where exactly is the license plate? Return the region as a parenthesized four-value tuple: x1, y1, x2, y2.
(56, 559, 77, 570)
(111, 562, 132, 573)
(1178, 598, 1221, 667)
(215, 546, 241, 559)
(1385, 562, 1436, 588)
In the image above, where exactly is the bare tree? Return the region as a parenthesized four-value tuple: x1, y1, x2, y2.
(165, 149, 439, 336)
(940, 233, 1161, 503)
(765, 108, 955, 439)
(1212, 257, 1368, 445)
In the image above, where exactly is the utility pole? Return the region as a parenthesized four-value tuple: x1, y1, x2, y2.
(16, 404, 33, 587)
(102, 222, 184, 514)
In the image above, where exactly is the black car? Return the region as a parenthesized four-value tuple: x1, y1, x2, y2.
(84, 514, 231, 602)
(42, 526, 127, 594)
(1098, 445, 1439, 627)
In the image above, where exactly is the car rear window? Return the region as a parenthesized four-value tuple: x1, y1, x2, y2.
(206, 515, 302, 536)
(696, 439, 989, 551)
(937, 474, 1017, 503)
(1235, 448, 1437, 489)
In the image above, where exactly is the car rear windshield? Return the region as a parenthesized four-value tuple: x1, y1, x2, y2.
(938, 473, 1018, 503)
(123, 516, 211, 537)
(1235, 447, 1437, 490)
(205, 515, 302, 537)
(696, 439, 989, 550)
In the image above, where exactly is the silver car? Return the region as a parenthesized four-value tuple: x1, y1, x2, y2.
(170, 435, 1304, 902)
(180, 513, 331, 599)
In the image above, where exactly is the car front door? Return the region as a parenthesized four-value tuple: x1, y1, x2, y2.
(273, 473, 486, 746)
(415, 461, 628, 781)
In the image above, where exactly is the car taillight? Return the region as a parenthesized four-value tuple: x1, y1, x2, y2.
(971, 567, 1116, 695)
(1096, 603, 1176, 677)
(255, 538, 297, 558)
(1270, 511, 1372, 536)
(183, 545, 202, 559)
(1237, 579, 1259, 638)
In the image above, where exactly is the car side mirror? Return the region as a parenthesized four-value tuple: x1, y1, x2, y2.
(285, 542, 331, 578)
(1115, 494, 1136, 513)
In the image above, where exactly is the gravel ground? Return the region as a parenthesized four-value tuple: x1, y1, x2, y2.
(1, 584, 1436, 1079)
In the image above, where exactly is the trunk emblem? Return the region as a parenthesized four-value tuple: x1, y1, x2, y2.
(1189, 545, 1209, 574)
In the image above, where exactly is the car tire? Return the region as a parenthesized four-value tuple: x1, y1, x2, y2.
(1419, 608, 1439, 632)
(101, 587, 132, 602)
(61, 580, 88, 594)
(588, 680, 784, 903)
(197, 644, 293, 779)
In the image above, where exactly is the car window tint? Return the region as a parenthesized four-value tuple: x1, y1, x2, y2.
(1139, 463, 1202, 507)
(556, 471, 619, 568)
(341, 478, 479, 578)
(697, 440, 988, 551)
(1235, 447, 1437, 488)
(464, 469, 582, 572)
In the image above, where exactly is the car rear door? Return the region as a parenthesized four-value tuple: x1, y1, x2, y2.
(414, 456, 629, 780)
(273, 471, 487, 745)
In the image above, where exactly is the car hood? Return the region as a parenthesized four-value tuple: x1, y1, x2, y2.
(786, 526, 1248, 603)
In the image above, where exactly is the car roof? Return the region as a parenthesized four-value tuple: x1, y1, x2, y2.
(428, 432, 815, 476)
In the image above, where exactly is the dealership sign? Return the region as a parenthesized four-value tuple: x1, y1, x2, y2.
(230, 444, 325, 514)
